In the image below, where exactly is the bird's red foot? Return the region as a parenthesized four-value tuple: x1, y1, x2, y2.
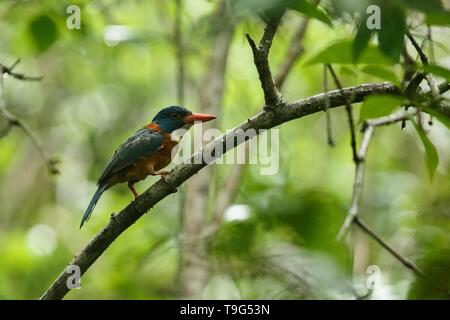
(128, 182, 139, 198)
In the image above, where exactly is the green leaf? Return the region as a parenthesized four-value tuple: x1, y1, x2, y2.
(287, 0, 332, 26)
(230, 0, 333, 25)
(339, 66, 357, 77)
(399, 0, 443, 13)
(360, 65, 401, 85)
(262, 0, 288, 21)
(423, 64, 450, 82)
(360, 95, 404, 121)
(29, 14, 58, 52)
(426, 12, 450, 26)
(408, 248, 450, 300)
(352, 18, 373, 62)
(305, 40, 394, 65)
(414, 122, 439, 180)
(377, 3, 406, 62)
(399, 0, 449, 26)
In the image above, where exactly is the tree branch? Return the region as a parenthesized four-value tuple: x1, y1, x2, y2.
(207, 12, 314, 238)
(0, 60, 59, 175)
(406, 30, 429, 66)
(334, 106, 450, 296)
(353, 216, 425, 278)
(354, 216, 449, 297)
(40, 80, 450, 300)
(1, 58, 44, 81)
(323, 64, 335, 146)
(337, 109, 417, 240)
(245, 13, 284, 109)
(337, 79, 450, 240)
(179, 1, 234, 298)
(326, 64, 358, 162)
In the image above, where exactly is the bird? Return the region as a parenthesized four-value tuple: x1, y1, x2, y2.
(80, 105, 216, 228)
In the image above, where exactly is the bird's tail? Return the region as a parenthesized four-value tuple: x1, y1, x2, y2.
(80, 184, 108, 229)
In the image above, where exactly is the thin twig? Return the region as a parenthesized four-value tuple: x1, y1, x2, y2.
(405, 30, 440, 130)
(1, 59, 43, 81)
(0, 61, 59, 174)
(426, 25, 435, 64)
(401, 45, 416, 85)
(336, 108, 450, 296)
(406, 30, 429, 66)
(337, 125, 374, 239)
(403, 30, 432, 96)
(326, 64, 358, 162)
(354, 217, 425, 277)
(337, 110, 416, 240)
(403, 29, 434, 100)
(323, 64, 334, 146)
(354, 217, 450, 297)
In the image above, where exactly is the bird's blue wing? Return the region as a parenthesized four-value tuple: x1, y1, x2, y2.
(98, 128, 164, 185)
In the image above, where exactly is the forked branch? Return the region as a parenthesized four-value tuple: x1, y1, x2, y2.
(245, 13, 284, 109)
(0, 60, 59, 174)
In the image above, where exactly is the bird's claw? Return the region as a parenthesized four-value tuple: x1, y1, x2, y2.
(156, 171, 177, 193)
(155, 170, 169, 180)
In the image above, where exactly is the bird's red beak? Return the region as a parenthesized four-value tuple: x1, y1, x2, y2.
(184, 113, 216, 123)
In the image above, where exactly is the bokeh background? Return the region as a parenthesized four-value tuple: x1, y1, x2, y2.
(0, 0, 449, 299)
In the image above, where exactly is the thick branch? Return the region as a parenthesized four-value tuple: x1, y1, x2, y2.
(40, 81, 449, 299)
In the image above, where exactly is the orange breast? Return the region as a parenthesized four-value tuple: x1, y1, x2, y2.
(142, 142, 175, 172)
(109, 133, 178, 184)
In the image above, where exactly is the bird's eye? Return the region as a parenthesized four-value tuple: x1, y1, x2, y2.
(170, 113, 181, 119)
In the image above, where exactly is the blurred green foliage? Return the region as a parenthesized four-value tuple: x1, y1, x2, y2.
(360, 95, 405, 121)
(0, 0, 449, 299)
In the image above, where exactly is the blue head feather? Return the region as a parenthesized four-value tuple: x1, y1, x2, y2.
(152, 105, 192, 132)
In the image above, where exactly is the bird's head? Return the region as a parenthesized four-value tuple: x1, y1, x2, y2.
(151, 106, 216, 133)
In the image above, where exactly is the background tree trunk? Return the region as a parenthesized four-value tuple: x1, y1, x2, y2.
(179, 5, 234, 298)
